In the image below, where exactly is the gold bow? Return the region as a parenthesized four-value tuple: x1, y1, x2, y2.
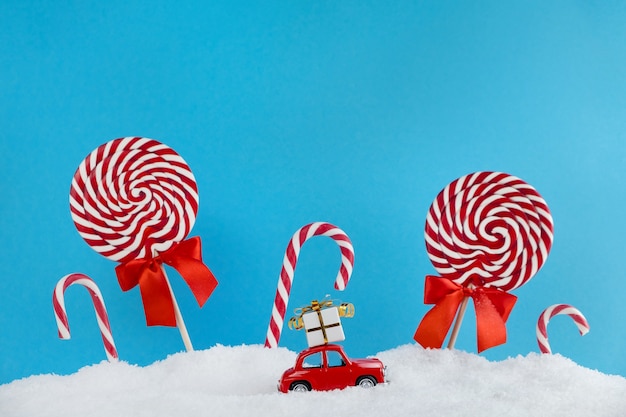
(288, 298, 355, 331)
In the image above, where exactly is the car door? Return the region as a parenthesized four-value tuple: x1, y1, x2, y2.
(323, 349, 352, 390)
(299, 351, 324, 389)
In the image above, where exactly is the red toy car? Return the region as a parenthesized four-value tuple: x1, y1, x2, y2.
(278, 344, 387, 392)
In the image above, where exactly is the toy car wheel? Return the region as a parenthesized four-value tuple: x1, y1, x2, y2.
(290, 382, 311, 392)
(356, 376, 377, 388)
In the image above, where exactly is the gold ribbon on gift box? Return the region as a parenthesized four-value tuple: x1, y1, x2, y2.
(287, 298, 355, 331)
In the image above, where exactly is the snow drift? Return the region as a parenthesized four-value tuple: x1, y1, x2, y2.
(1, 344, 625, 417)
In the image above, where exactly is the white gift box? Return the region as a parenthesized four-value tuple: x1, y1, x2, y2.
(301, 306, 345, 347)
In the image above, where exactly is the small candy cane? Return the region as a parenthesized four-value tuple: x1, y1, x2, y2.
(265, 222, 355, 348)
(53, 273, 119, 362)
(536, 304, 589, 354)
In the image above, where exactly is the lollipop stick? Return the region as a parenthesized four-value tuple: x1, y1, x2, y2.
(447, 295, 470, 349)
(156, 252, 194, 352)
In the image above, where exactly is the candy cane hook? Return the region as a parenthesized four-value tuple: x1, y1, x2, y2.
(536, 304, 589, 354)
(53, 273, 119, 362)
(265, 222, 355, 348)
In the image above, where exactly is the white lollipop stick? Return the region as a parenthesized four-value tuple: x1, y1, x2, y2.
(156, 250, 193, 352)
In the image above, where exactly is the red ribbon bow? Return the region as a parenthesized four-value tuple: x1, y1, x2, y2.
(115, 236, 218, 327)
(413, 275, 517, 353)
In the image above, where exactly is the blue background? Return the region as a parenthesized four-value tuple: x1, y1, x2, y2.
(1, 1, 625, 385)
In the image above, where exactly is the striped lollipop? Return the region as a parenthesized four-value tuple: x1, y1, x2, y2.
(415, 171, 554, 352)
(69, 137, 216, 350)
(69, 137, 199, 263)
(425, 171, 553, 291)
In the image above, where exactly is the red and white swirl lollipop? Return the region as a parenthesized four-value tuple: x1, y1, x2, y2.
(425, 171, 553, 291)
(69, 136, 198, 262)
(69, 137, 216, 351)
(415, 171, 554, 352)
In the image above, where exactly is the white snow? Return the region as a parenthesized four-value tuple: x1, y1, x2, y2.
(1, 344, 625, 417)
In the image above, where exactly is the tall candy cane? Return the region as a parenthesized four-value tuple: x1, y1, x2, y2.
(536, 304, 590, 354)
(53, 273, 119, 362)
(265, 222, 355, 348)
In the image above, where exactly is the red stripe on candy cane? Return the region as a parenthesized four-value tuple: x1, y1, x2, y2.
(265, 222, 355, 348)
(53, 273, 119, 362)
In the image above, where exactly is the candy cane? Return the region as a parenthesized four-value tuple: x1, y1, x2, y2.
(536, 304, 589, 354)
(53, 273, 118, 362)
(265, 222, 355, 348)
